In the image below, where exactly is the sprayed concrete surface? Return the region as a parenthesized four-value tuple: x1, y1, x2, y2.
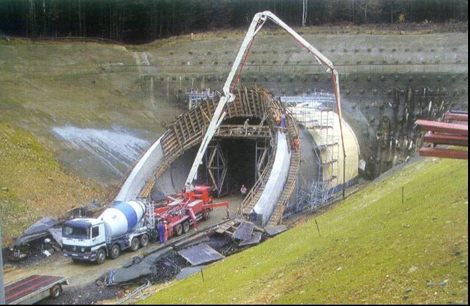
(115, 133, 165, 202)
(52, 126, 151, 183)
(253, 132, 291, 226)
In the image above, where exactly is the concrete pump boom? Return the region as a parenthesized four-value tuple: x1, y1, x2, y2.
(185, 11, 347, 193)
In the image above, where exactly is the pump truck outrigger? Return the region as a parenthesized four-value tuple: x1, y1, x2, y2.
(62, 187, 229, 264)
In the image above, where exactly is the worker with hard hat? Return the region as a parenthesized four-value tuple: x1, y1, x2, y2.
(158, 221, 166, 244)
(164, 221, 169, 243)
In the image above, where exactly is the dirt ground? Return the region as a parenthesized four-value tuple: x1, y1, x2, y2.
(2, 195, 244, 303)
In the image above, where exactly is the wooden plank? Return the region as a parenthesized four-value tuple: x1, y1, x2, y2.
(183, 114, 193, 136)
(173, 125, 182, 148)
(193, 109, 203, 131)
(188, 113, 197, 134)
(198, 104, 207, 129)
(244, 87, 252, 115)
(251, 90, 258, 117)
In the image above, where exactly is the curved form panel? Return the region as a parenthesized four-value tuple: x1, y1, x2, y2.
(114, 133, 167, 202)
(252, 132, 291, 226)
(151, 146, 197, 202)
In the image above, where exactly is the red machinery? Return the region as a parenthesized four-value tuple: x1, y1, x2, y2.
(416, 111, 468, 160)
(154, 186, 229, 238)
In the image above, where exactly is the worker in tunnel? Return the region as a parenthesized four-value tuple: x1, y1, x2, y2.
(244, 118, 250, 135)
(240, 184, 247, 199)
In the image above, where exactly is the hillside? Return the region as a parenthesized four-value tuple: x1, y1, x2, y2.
(0, 123, 107, 244)
(0, 39, 183, 184)
(0, 29, 467, 244)
(143, 157, 468, 304)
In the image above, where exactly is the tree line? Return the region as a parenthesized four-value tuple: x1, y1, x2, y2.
(0, 0, 468, 44)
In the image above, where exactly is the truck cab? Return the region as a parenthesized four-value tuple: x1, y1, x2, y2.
(63, 201, 151, 264)
(62, 218, 107, 263)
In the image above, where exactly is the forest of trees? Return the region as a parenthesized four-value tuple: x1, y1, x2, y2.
(0, 0, 468, 44)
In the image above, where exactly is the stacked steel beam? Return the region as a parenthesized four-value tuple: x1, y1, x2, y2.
(415, 111, 468, 160)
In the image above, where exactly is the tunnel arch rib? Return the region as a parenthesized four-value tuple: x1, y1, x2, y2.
(115, 86, 300, 226)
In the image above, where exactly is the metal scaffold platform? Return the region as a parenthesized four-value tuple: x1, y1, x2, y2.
(286, 98, 340, 213)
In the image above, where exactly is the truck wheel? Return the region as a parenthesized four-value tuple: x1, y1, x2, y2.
(183, 221, 190, 233)
(110, 244, 120, 259)
(140, 234, 149, 247)
(175, 224, 183, 236)
(50, 284, 63, 299)
(131, 238, 140, 252)
(96, 249, 106, 265)
(202, 210, 211, 220)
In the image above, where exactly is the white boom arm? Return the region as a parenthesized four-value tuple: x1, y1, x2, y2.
(185, 11, 346, 191)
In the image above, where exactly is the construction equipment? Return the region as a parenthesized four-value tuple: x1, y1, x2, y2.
(62, 186, 227, 264)
(155, 186, 230, 238)
(184, 11, 346, 198)
(416, 111, 468, 160)
(62, 201, 153, 264)
(4, 275, 68, 305)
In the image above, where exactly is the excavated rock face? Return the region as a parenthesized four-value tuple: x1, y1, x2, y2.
(145, 32, 468, 180)
(163, 76, 467, 180)
(165, 81, 466, 181)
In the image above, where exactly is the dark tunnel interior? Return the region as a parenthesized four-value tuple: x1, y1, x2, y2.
(196, 138, 264, 197)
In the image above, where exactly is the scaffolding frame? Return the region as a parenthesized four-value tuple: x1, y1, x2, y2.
(286, 99, 340, 213)
(187, 88, 219, 109)
(204, 140, 229, 197)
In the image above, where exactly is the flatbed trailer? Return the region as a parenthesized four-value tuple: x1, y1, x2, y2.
(5, 275, 68, 305)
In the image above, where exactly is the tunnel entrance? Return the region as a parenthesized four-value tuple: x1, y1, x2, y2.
(197, 137, 271, 197)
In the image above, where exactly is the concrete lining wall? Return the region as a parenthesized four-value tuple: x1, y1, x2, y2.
(150, 147, 197, 202)
(252, 132, 291, 226)
(114, 133, 166, 203)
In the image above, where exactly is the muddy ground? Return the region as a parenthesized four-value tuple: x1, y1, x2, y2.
(2, 195, 243, 304)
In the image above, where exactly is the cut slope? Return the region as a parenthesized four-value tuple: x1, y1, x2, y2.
(0, 123, 107, 244)
(0, 39, 183, 184)
(143, 157, 468, 304)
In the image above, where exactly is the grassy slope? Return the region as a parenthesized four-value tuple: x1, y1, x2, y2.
(0, 39, 184, 242)
(144, 158, 468, 304)
(0, 123, 107, 243)
(0, 40, 180, 134)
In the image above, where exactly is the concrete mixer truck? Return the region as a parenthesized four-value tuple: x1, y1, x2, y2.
(62, 201, 153, 264)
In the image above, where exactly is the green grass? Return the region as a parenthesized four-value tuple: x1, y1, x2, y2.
(0, 40, 181, 134)
(0, 38, 182, 242)
(143, 158, 468, 304)
(0, 123, 107, 243)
